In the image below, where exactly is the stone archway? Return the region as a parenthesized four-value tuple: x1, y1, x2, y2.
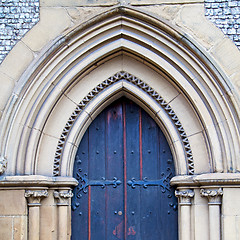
(0, 6, 240, 240)
(0, 8, 239, 177)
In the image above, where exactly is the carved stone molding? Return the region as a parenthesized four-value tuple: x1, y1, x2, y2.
(0, 156, 7, 174)
(175, 189, 195, 205)
(53, 71, 194, 176)
(54, 190, 73, 206)
(200, 188, 223, 204)
(25, 189, 48, 206)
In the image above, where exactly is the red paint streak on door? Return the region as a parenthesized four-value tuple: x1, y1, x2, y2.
(113, 221, 124, 239)
(127, 226, 136, 236)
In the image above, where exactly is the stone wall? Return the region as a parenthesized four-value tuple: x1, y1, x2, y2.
(0, 0, 240, 64)
(0, 0, 39, 63)
(205, 0, 240, 48)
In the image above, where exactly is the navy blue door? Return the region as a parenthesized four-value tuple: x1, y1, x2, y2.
(72, 98, 178, 240)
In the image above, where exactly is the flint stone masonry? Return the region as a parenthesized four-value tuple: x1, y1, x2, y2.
(0, 0, 240, 65)
(205, 0, 240, 49)
(0, 0, 39, 63)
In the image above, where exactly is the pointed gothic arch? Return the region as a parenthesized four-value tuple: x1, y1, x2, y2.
(0, 6, 239, 179)
(55, 71, 193, 177)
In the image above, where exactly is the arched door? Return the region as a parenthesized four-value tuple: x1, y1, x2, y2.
(72, 98, 178, 240)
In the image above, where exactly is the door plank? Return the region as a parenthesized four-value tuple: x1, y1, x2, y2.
(106, 102, 124, 240)
(141, 110, 160, 240)
(89, 112, 106, 239)
(72, 130, 89, 240)
(125, 100, 140, 240)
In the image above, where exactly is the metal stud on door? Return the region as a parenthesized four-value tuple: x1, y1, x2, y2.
(72, 98, 178, 240)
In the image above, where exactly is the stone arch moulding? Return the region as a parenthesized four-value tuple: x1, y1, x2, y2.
(0, 7, 240, 177)
(55, 71, 193, 177)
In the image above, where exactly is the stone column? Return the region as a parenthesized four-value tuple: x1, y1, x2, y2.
(200, 188, 223, 240)
(175, 189, 194, 240)
(54, 189, 73, 240)
(25, 189, 48, 240)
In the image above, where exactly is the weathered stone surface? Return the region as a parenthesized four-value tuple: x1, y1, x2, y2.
(22, 8, 72, 52)
(223, 215, 237, 240)
(0, 41, 34, 81)
(40, 205, 57, 240)
(0, 190, 27, 215)
(40, 0, 118, 6)
(136, 5, 181, 22)
(222, 188, 240, 216)
(210, 37, 240, 76)
(175, 4, 224, 50)
(13, 216, 27, 240)
(0, 217, 12, 240)
(67, 7, 111, 23)
(0, 71, 14, 112)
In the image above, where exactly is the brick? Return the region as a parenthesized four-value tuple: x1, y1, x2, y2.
(0, 0, 39, 64)
(205, 1, 240, 50)
(228, 28, 237, 34)
(228, 1, 238, 7)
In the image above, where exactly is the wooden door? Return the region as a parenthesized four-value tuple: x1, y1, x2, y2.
(72, 98, 178, 240)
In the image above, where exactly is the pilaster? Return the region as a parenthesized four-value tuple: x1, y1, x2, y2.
(54, 189, 73, 240)
(200, 188, 223, 240)
(25, 189, 48, 240)
(175, 189, 194, 240)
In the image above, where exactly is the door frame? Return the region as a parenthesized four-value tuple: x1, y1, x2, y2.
(71, 98, 178, 240)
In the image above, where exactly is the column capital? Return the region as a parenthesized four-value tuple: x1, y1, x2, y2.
(175, 189, 194, 205)
(200, 188, 223, 204)
(54, 189, 73, 206)
(25, 189, 48, 206)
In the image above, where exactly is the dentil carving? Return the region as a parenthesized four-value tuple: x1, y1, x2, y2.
(53, 71, 194, 176)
